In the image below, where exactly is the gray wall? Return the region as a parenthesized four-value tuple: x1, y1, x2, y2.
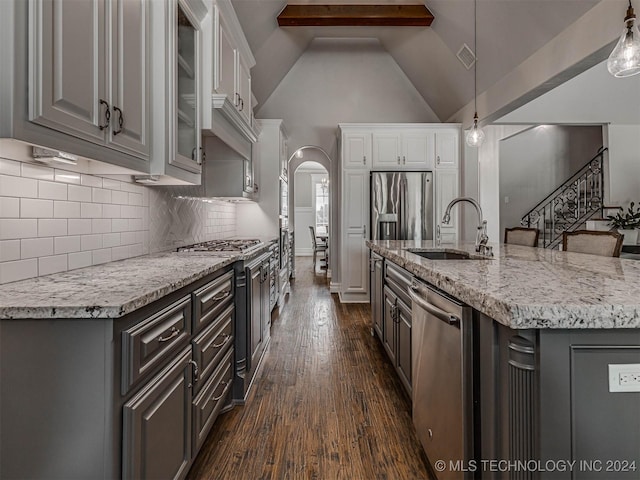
(499, 125, 603, 236)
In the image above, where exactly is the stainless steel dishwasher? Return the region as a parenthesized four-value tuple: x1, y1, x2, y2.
(408, 279, 473, 480)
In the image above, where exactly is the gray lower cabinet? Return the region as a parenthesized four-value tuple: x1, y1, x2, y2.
(122, 347, 193, 480)
(370, 252, 384, 338)
(0, 264, 236, 480)
(376, 259, 413, 397)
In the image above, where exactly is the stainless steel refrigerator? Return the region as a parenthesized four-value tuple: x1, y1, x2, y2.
(370, 171, 433, 241)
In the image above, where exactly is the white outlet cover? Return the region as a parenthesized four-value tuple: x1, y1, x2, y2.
(608, 364, 640, 392)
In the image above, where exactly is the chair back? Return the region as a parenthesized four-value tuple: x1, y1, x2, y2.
(309, 226, 317, 249)
(504, 227, 540, 247)
(562, 230, 624, 257)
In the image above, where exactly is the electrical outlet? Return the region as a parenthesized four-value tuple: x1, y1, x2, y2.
(609, 364, 640, 392)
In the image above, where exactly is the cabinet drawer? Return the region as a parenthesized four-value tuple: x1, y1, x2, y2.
(384, 263, 412, 307)
(192, 348, 233, 453)
(193, 270, 234, 332)
(122, 296, 192, 394)
(192, 304, 234, 389)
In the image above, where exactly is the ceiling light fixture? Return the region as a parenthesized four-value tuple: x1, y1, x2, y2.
(607, 0, 640, 77)
(32, 147, 78, 165)
(465, 0, 485, 148)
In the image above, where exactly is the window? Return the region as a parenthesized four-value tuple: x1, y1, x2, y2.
(315, 178, 329, 235)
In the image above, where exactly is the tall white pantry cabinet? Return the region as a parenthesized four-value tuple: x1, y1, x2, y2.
(338, 124, 461, 303)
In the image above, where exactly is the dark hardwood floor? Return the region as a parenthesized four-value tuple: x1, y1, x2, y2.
(187, 257, 432, 480)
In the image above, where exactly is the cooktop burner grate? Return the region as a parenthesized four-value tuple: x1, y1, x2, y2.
(177, 239, 263, 253)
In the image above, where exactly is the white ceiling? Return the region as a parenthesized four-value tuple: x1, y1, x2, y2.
(231, 0, 600, 120)
(496, 59, 640, 124)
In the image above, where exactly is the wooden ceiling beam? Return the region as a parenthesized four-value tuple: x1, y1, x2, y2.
(277, 4, 434, 27)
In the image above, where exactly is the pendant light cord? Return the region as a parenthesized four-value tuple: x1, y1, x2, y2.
(474, 0, 478, 117)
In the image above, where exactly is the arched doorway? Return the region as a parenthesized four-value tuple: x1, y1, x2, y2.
(288, 146, 332, 277)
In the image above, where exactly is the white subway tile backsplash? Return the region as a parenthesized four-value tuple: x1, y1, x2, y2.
(128, 218, 143, 231)
(102, 204, 121, 218)
(92, 218, 111, 234)
(54, 201, 81, 218)
(81, 202, 102, 218)
(0, 197, 20, 217)
(68, 251, 92, 270)
(0, 219, 38, 240)
(38, 219, 67, 237)
(68, 185, 92, 202)
(0, 240, 21, 262)
(38, 254, 67, 276)
(0, 158, 21, 176)
(21, 237, 53, 259)
(38, 180, 67, 200)
(112, 190, 129, 205)
(0, 175, 38, 198)
(21, 198, 53, 218)
(120, 231, 136, 245)
(112, 218, 128, 232)
(0, 159, 237, 283)
(54, 170, 81, 184)
(92, 248, 112, 265)
(54, 236, 81, 254)
(92, 187, 112, 204)
(81, 234, 102, 251)
(22, 163, 54, 181)
(102, 178, 121, 190)
(68, 218, 92, 235)
(112, 245, 130, 261)
(128, 192, 142, 206)
(102, 232, 121, 248)
(81, 174, 102, 188)
(0, 259, 38, 283)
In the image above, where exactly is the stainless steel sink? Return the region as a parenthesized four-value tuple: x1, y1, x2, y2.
(406, 249, 479, 260)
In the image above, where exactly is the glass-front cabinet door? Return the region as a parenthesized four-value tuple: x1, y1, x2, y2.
(173, 3, 201, 172)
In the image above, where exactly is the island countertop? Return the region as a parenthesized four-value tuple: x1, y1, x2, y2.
(0, 249, 269, 320)
(367, 240, 640, 329)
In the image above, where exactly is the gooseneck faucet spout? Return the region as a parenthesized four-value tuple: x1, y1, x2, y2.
(442, 197, 492, 255)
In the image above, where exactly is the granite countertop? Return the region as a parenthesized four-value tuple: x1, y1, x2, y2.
(368, 240, 640, 329)
(0, 243, 272, 320)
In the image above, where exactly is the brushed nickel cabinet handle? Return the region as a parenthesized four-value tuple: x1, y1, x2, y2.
(210, 381, 229, 402)
(403, 156, 406, 164)
(363, 155, 366, 165)
(211, 290, 231, 302)
(157, 326, 180, 343)
(188, 360, 199, 382)
(397, 156, 400, 165)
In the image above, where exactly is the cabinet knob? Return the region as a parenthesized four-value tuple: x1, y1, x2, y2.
(363, 224, 367, 238)
(428, 428, 433, 439)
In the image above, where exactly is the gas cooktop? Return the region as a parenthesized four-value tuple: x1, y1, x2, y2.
(177, 239, 263, 254)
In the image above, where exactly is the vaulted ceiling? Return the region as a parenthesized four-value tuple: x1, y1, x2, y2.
(231, 0, 600, 121)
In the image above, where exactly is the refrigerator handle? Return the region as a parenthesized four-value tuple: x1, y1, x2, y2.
(399, 177, 406, 240)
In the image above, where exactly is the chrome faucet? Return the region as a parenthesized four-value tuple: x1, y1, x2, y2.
(442, 197, 492, 256)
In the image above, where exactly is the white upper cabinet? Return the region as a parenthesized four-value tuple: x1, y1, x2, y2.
(372, 128, 434, 169)
(147, 0, 206, 184)
(202, 0, 256, 144)
(435, 169, 460, 245)
(30, 0, 150, 160)
(342, 131, 371, 169)
(434, 128, 460, 169)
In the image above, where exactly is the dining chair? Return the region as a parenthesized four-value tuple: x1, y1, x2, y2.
(562, 230, 624, 257)
(504, 227, 540, 247)
(309, 226, 328, 271)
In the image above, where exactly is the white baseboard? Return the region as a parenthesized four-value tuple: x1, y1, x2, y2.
(338, 291, 370, 303)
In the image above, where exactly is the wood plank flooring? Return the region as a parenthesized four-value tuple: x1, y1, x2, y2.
(187, 257, 432, 480)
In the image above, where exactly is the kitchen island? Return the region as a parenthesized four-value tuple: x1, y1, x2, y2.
(368, 239, 640, 480)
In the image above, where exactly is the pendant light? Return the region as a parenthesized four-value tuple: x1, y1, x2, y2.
(466, 0, 485, 147)
(607, 0, 640, 77)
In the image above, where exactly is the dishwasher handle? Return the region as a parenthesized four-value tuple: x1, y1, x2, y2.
(408, 284, 461, 327)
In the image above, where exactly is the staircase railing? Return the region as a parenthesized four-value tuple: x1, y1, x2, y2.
(521, 147, 607, 249)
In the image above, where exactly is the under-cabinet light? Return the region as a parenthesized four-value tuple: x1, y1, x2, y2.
(32, 147, 78, 165)
(133, 175, 160, 184)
